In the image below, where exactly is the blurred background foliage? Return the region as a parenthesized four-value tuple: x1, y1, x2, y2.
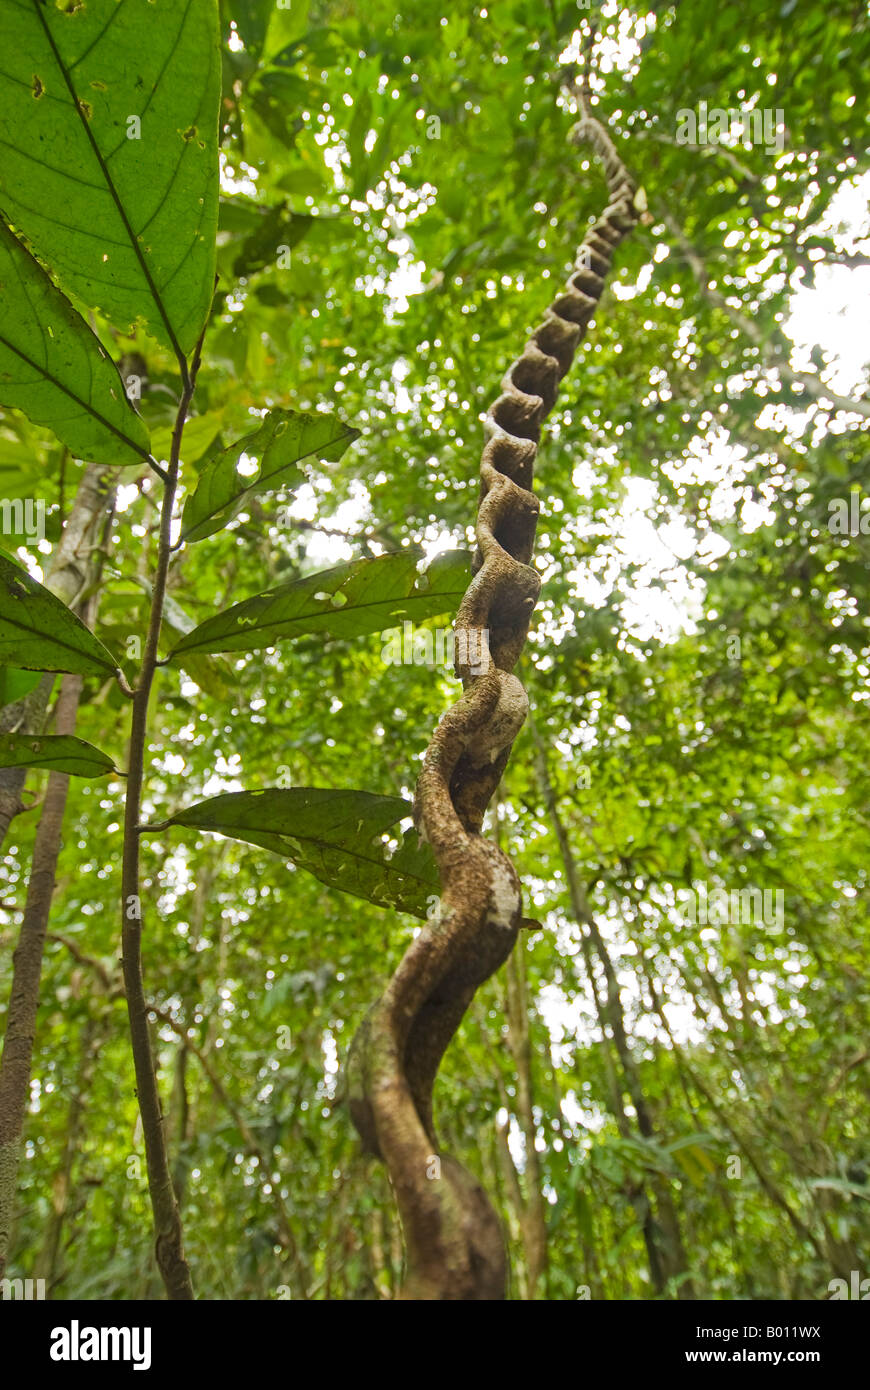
(1, 0, 868, 1299)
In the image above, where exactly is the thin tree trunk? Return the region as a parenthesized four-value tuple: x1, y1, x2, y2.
(35, 1016, 100, 1293)
(529, 718, 695, 1296)
(0, 674, 83, 1277)
(642, 962, 832, 1269)
(492, 793, 549, 1298)
(119, 333, 208, 1302)
(0, 464, 111, 851)
(169, 1042, 192, 1211)
(503, 948, 550, 1297)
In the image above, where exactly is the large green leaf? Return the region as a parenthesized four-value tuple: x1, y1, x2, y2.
(163, 788, 439, 917)
(168, 549, 471, 657)
(180, 408, 359, 544)
(0, 733, 116, 777)
(0, 0, 220, 358)
(0, 222, 151, 467)
(0, 553, 118, 677)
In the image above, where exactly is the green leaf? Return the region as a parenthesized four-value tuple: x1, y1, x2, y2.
(0, 666, 41, 708)
(0, 553, 118, 677)
(0, 733, 116, 778)
(162, 788, 439, 917)
(168, 549, 471, 657)
(347, 89, 373, 198)
(0, 435, 52, 496)
(0, 222, 151, 467)
(158, 590, 234, 699)
(262, 2, 311, 64)
(180, 408, 359, 544)
(0, 0, 220, 358)
(231, 201, 313, 277)
(229, 0, 275, 58)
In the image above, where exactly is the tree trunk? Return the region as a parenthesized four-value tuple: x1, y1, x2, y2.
(0, 674, 83, 1277)
(0, 463, 111, 851)
(503, 947, 550, 1297)
(530, 721, 694, 1296)
(35, 1016, 100, 1293)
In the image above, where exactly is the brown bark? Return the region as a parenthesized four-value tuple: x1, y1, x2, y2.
(0, 674, 83, 1278)
(119, 326, 209, 1302)
(503, 947, 549, 1297)
(347, 92, 640, 1301)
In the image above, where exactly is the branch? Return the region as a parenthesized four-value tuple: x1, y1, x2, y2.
(47, 933, 117, 995)
(627, 126, 759, 184)
(119, 318, 209, 1302)
(662, 211, 870, 420)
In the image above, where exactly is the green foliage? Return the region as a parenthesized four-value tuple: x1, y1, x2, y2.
(0, 733, 115, 778)
(0, 666, 41, 707)
(181, 408, 358, 543)
(0, 0, 867, 1304)
(168, 549, 471, 656)
(163, 787, 438, 917)
(0, 553, 117, 676)
(0, 0, 220, 359)
(0, 223, 150, 468)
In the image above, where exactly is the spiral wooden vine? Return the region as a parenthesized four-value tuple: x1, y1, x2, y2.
(347, 87, 640, 1300)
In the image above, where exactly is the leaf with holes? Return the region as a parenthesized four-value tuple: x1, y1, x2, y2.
(0, 0, 220, 358)
(0, 553, 118, 677)
(180, 408, 359, 543)
(162, 788, 440, 918)
(167, 549, 471, 657)
(0, 733, 116, 778)
(0, 222, 151, 467)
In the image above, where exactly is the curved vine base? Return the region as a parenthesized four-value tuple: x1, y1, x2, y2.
(347, 94, 639, 1300)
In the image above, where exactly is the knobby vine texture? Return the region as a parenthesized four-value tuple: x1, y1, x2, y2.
(347, 98, 642, 1300)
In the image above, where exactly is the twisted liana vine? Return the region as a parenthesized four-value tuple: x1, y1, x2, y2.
(347, 83, 641, 1300)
